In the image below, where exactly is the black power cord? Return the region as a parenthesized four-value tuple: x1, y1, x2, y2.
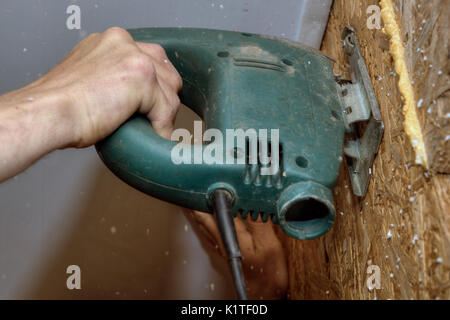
(211, 189, 248, 300)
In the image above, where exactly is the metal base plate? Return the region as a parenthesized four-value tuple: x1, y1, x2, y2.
(338, 26, 384, 197)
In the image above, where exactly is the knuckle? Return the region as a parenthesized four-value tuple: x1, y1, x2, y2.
(170, 94, 181, 110)
(101, 27, 133, 47)
(162, 98, 179, 123)
(153, 95, 179, 125)
(126, 53, 156, 79)
(103, 27, 130, 41)
(149, 43, 167, 58)
(170, 73, 183, 91)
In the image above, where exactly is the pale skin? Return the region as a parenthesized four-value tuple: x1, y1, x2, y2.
(0, 27, 287, 299)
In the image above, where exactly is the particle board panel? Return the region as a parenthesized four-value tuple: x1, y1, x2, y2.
(281, 0, 449, 300)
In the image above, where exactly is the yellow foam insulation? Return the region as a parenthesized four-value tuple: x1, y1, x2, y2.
(380, 0, 428, 168)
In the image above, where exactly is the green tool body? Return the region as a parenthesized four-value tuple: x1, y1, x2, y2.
(97, 27, 382, 240)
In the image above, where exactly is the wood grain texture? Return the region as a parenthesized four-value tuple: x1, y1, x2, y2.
(398, 0, 449, 173)
(282, 0, 450, 300)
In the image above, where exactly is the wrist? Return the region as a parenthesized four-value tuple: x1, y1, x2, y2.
(0, 83, 81, 181)
(1, 85, 78, 151)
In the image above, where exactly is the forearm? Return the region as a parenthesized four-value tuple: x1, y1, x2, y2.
(0, 27, 182, 183)
(0, 86, 76, 182)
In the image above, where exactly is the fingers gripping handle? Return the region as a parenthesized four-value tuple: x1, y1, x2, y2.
(96, 28, 236, 213)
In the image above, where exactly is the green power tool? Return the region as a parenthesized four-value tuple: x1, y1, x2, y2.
(96, 26, 383, 299)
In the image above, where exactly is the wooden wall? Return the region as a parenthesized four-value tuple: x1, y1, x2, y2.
(281, 0, 449, 300)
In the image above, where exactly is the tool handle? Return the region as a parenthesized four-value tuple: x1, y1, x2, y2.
(96, 28, 238, 212)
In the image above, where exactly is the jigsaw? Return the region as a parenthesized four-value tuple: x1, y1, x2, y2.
(96, 26, 383, 299)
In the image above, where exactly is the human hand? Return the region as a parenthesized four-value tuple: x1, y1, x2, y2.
(30, 27, 182, 147)
(0, 27, 181, 181)
(185, 209, 288, 300)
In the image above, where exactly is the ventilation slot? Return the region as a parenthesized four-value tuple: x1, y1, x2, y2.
(234, 209, 276, 223)
(243, 138, 283, 188)
(233, 58, 286, 72)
